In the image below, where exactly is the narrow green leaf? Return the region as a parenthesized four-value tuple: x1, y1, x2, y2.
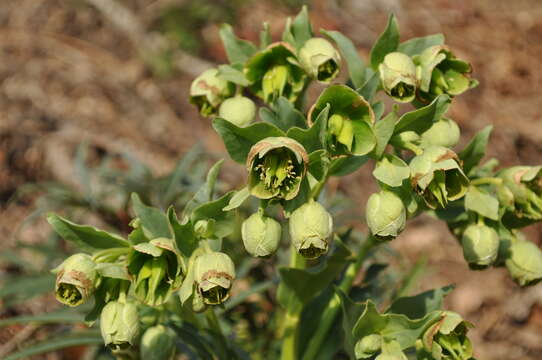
(464, 185, 499, 220)
(219, 24, 257, 64)
(191, 192, 235, 239)
(370, 14, 400, 69)
(308, 150, 327, 181)
(223, 187, 250, 211)
(321, 29, 366, 88)
(167, 206, 197, 259)
(260, 22, 272, 49)
(282, 5, 313, 49)
(373, 154, 410, 187)
(459, 125, 493, 175)
(131, 193, 171, 239)
(387, 285, 454, 319)
(398, 34, 445, 56)
(184, 159, 224, 216)
(0, 274, 54, 302)
(374, 108, 398, 157)
(328, 155, 370, 177)
(357, 71, 380, 102)
(217, 64, 250, 86)
(0, 310, 85, 327)
(393, 94, 450, 135)
(286, 104, 328, 153)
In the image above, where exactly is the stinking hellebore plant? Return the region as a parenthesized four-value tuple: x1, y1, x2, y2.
(43, 7, 542, 360)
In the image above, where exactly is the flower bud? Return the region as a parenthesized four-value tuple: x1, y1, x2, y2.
(190, 68, 234, 116)
(378, 52, 417, 103)
(366, 190, 406, 241)
(299, 38, 341, 83)
(141, 325, 177, 360)
(289, 200, 333, 259)
(409, 146, 469, 209)
(54, 253, 97, 307)
(242, 212, 282, 257)
(355, 334, 382, 359)
(100, 301, 140, 350)
(420, 118, 460, 149)
(498, 166, 542, 227)
(247, 137, 308, 200)
(421, 311, 473, 360)
(461, 224, 499, 269)
(194, 252, 235, 305)
(218, 95, 256, 127)
(505, 239, 542, 286)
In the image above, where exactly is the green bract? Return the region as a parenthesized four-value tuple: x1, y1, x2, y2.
(420, 118, 460, 149)
(141, 325, 177, 360)
(194, 251, 235, 305)
(54, 253, 97, 307)
(247, 137, 308, 200)
(289, 200, 333, 259)
(190, 68, 234, 116)
(245, 42, 307, 104)
(505, 239, 542, 286)
(409, 146, 469, 209)
(242, 212, 282, 257)
(420, 312, 473, 360)
(460, 224, 499, 269)
(308, 85, 376, 156)
(100, 300, 140, 350)
(219, 95, 256, 127)
(299, 37, 341, 83)
(498, 166, 542, 227)
(366, 190, 406, 241)
(127, 238, 182, 306)
(378, 52, 417, 103)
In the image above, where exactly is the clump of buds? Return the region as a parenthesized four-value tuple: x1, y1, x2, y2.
(289, 200, 333, 259)
(366, 190, 406, 241)
(54, 253, 97, 307)
(242, 212, 282, 257)
(194, 251, 235, 305)
(461, 223, 499, 269)
(378, 52, 417, 103)
(189, 68, 234, 116)
(299, 37, 341, 83)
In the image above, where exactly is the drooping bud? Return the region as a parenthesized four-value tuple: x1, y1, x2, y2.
(194, 252, 235, 305)
(366, 190, 406, 242)
(420, 118, 461, 149)
(409, 146, 469, 209)
(378, 52, 417, 103)
(140, 325, 177, 360)
(461, 224, 499, 270)
(100, 301, 140, 350)
(289, 200, 333, 259)
(355, 334, 382, 359)
(505, 239, 542, 286)
(54, 253, 97, 307)
(218, 96, 256, 127)
(299, 38, 341, 83)
(189, 68, 234, 117)
(247, 137, 308, 200)
(242, 212, 282, 257)
(421, 311, 473, 360)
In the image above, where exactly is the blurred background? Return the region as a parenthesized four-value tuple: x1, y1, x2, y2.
(1, 0, 542, 359)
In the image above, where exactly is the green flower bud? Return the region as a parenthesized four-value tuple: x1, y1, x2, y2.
(420, 118, 460, 149)
(100, 300, 140, 350)
(421, 311, 473, 360)
(194, 252, 235, 305)
(378, 52, 417, 103)
(299, 38, 341, 83)
(127, 238, 183, 306)
(194, 219, 216, 239)
(461, 224, 499, 269)
(505, 239, 542, 286)
(189, 68, 234, 116)
(366, 190, 406, 241)
(409, 146, 469, 209)
(247, 137, 308, 200)
(355, 334, 382, 359)
(54, 253, 97, 307)
(141, 325, 177, 360)
(218, 95, 256, 127)
(289, 200, 333, 259)
(242, 212, 282, 257)
(245, 42, 307, 104)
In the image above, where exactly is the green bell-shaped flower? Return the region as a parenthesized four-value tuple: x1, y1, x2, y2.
(194, 251, 235, 305)
(189, 68, 234, 116)
(141, 325, 177, 360)
(505, 239, 542, 286)
(242, 212, 282, 257)
(299, 37, 341, 83)
(54, 253, 97, 307)
(247, 137, 308, 200)
(366, 190, 406, 241)
(289, 200, 333, 259)
(461, 224, 499, 270)
(218, 95, 256, 127)
(409, 146, 469, 209)
(420, 118, 460, 149)
(378, 52, 417, 103)
(420, 311, 474, 360)
(100, 300, 140, 350)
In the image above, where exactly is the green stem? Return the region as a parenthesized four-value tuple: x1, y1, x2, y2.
(206, 308, 230, 357)
(311, 171, 330, 200)
(301, 236, 376, 360)
(470, 177, 502, 186)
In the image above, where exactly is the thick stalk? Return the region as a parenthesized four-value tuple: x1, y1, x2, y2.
(205, 308, 230, 358)
(301, 235, 376, 360)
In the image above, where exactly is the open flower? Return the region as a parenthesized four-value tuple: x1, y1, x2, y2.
(378, 52, 417, 103)
(54, 253, 97, 307)
(299, 38, 341, 83)
(194, 251, 235, 305)
(190, 68, 234, 116)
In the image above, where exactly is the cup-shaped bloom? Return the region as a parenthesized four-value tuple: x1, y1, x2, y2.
(299, 38, 341, 83)
(366, 190, 406, 242)
(505, 239, 542, 286)
(420, 118, 460, 149)
(189, 68, 234, 117)
(127, 238, 182, 306)
(100, 301, 140, 350)
(289, 200, 333, 259)
(461, 224, 499, 269)
(242, 212, 282, 257)
(409, 146, 469, 209)
(355, 334, 382, 359)
(247, 137, 308, 200)
(308, 85, 376, 157)
(194, 252, 235, 305)
(414, 45, 476, 102)
(218, 95, 256, 127)
(378, 52, 417, 103)
(141, 325, 177, 360)
(245, 42, 307, 104)
(421, 311, 473, 360)
(54, 253, 97, 307)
